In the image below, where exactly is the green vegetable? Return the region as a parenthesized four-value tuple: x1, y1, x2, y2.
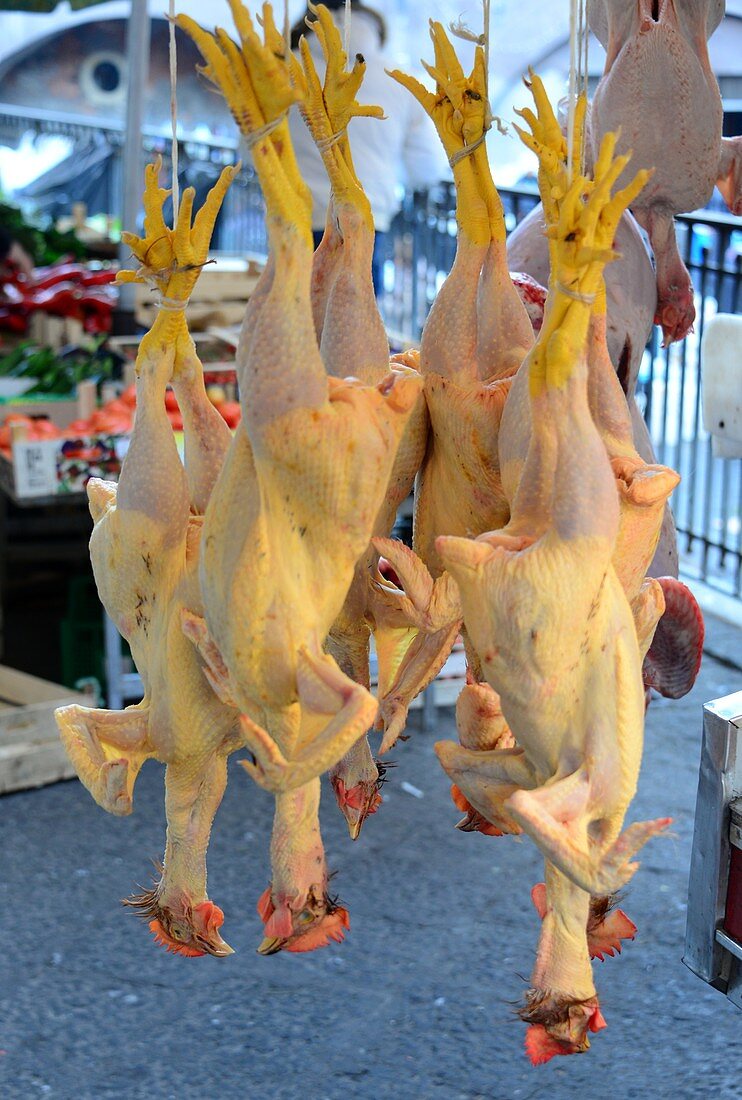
(0, 203, 86, 265)
(0, 338, 116, 395)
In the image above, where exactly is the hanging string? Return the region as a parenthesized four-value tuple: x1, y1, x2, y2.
(344, 0, 352, 61)
(245, 110, 290, 149)
(168, 0, 179, 222)
(582, 0, 590, 158)
(566, 0, 590, 182)
(283, 0, 291, 60)
(482, 0, 491, 132)
(448, 0, 500, 166)
(566, 0, 578, 183)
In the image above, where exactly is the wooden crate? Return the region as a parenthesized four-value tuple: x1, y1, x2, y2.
(0, 665, 91, 795)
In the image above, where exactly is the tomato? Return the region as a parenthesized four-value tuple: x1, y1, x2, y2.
(67, 419, 92, 433)
(120, 384, 138, 408)
(219, 401, 241, 428)
(29, 418, 62, 439)
(167, 410, 184, 431)
(164, 389, 179, 412)
(102, 398, 131, 418)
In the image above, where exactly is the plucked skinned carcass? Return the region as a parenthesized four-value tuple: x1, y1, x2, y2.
(436, 124, 671, 1063)
(590, 0, 742, 344)
(373, 20, 535, 756)
(177, 1, 422, 954)
(56, 162, 241, 957)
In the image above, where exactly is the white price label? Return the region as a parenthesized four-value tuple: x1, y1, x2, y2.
(13, 440, 59, 498)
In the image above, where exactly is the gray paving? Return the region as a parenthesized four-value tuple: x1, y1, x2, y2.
(1, 617, 741, 1100)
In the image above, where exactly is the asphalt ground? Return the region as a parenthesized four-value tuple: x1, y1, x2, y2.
(1, 615, 741, 1100)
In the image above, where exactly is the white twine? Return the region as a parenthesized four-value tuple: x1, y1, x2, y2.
(566, 0, 589, 182)
(316, 127, 347, 154)
(448, 131, 486, 169)
(168, 0, 179, 221)
(556, 280, 595, 304)
(344, 0, 352, 60)
(158, 295, 191, 312)
(284, 0, 291, 59)
(245, 109, 289, 149)
(448, 0, 495, 166)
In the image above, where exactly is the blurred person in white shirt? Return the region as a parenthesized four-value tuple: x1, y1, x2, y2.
(288, 0, 450, 293)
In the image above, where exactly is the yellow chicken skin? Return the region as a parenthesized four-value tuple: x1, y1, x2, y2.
(178, 3, 422, 951)
(372, 23, 534, 752)
(291, 7, 428, 838)
(56, 161, 241, 958)
(434, 141, 670, 1062)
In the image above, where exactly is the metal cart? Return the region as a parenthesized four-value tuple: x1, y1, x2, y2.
(684, 691, 742, 1009)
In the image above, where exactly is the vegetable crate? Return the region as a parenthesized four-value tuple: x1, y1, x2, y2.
(0, 665, 90, 795)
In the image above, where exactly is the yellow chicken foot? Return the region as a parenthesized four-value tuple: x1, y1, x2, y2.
(257, 778, 349, 954)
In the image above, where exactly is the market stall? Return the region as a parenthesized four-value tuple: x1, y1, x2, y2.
(0, 0, 740, 1089)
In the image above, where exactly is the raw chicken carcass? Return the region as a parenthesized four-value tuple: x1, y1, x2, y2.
(590, 0, 742, 343)
(505, 80, 704, 699)
(374, 22, 535, 751)
(56, 162, 240, 957)
(436, 135, 670, 1061)
(179, 3, 422, 952)
(501, 79, 681, 675)
(295, 6, 428, 838)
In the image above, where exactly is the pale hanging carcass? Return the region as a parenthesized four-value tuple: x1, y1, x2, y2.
(56, 162, 241, 958)
(178, 1, 422, 953)
(436, 128, 670, 1062)
(590, 0, 742, 344)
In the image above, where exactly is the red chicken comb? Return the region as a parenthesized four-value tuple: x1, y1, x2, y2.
(333, 777, 383, 815)
(525, 1008, 606, 1066)
(283, 907, 350, 953)
(193, 900, 225, 935)
(643, 577, 704, 699)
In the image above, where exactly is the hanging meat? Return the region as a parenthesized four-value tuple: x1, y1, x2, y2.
(501, 78, 680, 655)
(178, 1, 422, 953)
(293, 5, 428, 839)
(436, 126, 671, 1062)
(590, 0, 742, 343)
(506, 76, 705, 701)
(56, 161, 241, 957)
(372, 20, 535, 752)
